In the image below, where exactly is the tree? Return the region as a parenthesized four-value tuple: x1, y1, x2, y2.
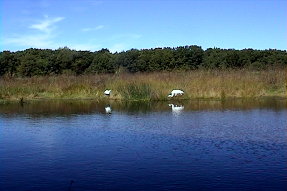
(0, 51, 19, 76)
(71, 51, 93, 75)
(86, 49, 116, 73)
(174, 46, 204, 69)
(55, 47, 76, 73)
(0, 45, 285, 76)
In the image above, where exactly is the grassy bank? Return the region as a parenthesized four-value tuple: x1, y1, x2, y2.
(0, 69, 286, 101)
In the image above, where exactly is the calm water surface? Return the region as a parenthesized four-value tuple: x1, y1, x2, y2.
(0, 99, 286, 191)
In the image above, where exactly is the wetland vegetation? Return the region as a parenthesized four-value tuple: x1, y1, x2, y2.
(0, 69, 285, 101)
(0, 46, 286, 101)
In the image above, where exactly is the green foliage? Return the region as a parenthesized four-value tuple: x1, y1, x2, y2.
(71, 51, 93, 75)
(86, 49, 116, 73)
(173, 46, 204, 69)
(55, 47, 76, 71)
(17, 49, 50, 76)
(0, 51, 19, 76)
(0, 46, 286, 77)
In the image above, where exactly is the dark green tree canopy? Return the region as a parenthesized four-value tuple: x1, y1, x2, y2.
(0, 46, 286, 77)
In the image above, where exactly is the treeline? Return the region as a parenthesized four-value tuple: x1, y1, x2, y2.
(0, 46, 286, 77)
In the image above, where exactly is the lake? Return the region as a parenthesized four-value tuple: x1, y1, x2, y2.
(0, 98, 286, 191)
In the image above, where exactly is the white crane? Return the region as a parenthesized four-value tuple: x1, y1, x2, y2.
(104, 89, 111, 96)
(168, 89, 184, 98)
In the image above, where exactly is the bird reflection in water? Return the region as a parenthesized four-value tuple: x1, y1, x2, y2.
(105, 105, 112, 114)
(168, 104, 184, 115)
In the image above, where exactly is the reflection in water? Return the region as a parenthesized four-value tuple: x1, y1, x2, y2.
(168, 103, 184, 115)
(105, 105, 112, 114)
(0, 98, 286, 117)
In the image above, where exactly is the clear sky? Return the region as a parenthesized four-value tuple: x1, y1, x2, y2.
(1, 0, 286, 52)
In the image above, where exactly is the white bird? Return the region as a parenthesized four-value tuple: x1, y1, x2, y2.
(105, 106, 112, 114)
(168, 89, 184, 98)
(104, 89, 111, 96)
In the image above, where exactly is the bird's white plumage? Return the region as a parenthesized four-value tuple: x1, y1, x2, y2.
(104, 89, 111, 95)
(168, 89, 184, 97)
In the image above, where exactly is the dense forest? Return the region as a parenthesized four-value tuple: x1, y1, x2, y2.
(0, 46, 286, 77)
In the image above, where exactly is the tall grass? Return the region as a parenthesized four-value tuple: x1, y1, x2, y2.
(0, 69, 286, 101)
(118, 83, 153, 100)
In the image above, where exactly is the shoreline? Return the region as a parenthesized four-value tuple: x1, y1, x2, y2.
(1, 96, 286, 105)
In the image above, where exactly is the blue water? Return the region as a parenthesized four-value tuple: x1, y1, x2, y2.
(0, 100, 286, 191)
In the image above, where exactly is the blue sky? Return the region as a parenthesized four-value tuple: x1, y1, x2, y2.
(1, 0, 286, 52)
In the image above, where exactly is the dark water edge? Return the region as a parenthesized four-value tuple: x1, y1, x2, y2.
(0, 98, 286, 191)
(0, 97, 286, 116)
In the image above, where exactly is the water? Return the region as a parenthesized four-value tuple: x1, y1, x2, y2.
(0, 98, 286, 191)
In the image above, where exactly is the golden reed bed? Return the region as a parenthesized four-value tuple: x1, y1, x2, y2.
(0, 69, 286, 101)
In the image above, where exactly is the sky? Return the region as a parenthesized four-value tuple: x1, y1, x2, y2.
(1, 0, 286, 52)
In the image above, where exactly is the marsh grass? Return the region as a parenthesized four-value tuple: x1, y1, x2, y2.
(118, 83, 153, 100)
(0, 69, 286, 101)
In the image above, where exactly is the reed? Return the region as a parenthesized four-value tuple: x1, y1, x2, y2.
(0, 69, 285, 101)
